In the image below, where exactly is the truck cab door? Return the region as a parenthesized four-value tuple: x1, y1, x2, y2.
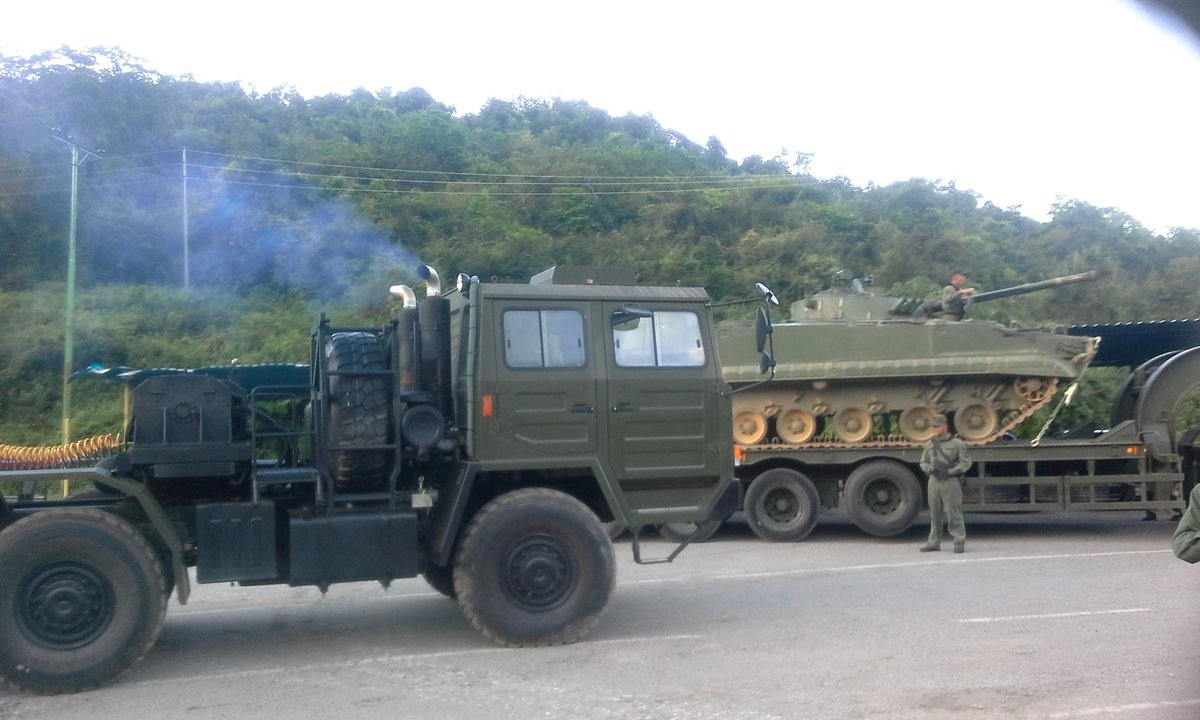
(602, 302, 732, 524)
(484, 302, 599, 457)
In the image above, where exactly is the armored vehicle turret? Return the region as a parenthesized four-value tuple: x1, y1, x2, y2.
(717, 271, 1100, 446)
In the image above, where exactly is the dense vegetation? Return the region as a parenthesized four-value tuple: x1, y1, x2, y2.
(3, 47, 1199, 445)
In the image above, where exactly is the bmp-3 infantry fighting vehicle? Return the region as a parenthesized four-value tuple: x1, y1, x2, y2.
(717, 271, 1100, 447)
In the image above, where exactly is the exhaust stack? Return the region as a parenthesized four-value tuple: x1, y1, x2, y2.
(418, 265, 441, 298)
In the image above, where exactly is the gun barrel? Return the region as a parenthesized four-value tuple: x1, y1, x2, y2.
(971, 270, 1098, 303)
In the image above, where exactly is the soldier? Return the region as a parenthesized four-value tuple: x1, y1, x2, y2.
(1172, 483, 1200, 563)
(919, 414, 972, 553)
(941, 270, 976, 321)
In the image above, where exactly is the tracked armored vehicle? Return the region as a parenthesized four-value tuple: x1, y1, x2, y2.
(717, 271, 1100, 447)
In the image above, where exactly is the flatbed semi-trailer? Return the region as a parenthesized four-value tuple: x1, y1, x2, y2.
(730, 418, 1195, 542)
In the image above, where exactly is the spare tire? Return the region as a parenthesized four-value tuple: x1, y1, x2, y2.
(325, 332, 390, 493)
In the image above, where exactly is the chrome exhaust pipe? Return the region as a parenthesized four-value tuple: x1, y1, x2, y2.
(417, 265, 442, 298)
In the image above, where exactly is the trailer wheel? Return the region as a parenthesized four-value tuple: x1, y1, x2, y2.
(744, 468, 821, 542)
(454, 488, 615, 647)
(326, 332, 390, 493)
(843, 460, 923, 537)
(656, 520, 721, 543)
(0, 509, 167, 694)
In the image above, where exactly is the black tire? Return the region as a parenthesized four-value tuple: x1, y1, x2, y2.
(326, 332, 390, 493)
(0, 509, 168, 694)
(454, 488, 615, 647)
(656, 520, 721, 543)
(842, 460, 923, 537)
(744, 468, 821, 542)
(422, 562, 457, 599)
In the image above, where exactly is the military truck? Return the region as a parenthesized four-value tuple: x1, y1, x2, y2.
(0, 265, 752, 694)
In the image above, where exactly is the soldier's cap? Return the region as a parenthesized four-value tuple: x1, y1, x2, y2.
(929, 414, 948, 427)
(950, 269, 970, 277)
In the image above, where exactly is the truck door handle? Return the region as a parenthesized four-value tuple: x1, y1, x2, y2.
(570, 403, 595, 414)
(612, 402, 637, 413)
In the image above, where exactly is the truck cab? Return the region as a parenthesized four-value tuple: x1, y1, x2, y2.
(457, 269, 733, 529)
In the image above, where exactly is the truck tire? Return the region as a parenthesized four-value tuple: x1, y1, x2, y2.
(0, 508, 168, 694)
(842, 460, 923, 537)
(744, 468, 821, 542)
(326, 332, 390, 493)
(454, 488, 615, 647)
(656, 520, 721, 543)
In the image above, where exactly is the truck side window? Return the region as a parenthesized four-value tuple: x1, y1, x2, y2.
(613, 310, 705, 368)
(503, 309, 586, 368)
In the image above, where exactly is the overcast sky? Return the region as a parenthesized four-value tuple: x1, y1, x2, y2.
(3, 0, 1198, 232)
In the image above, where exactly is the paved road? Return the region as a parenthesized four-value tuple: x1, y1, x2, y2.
(2, 511, 1196, 720)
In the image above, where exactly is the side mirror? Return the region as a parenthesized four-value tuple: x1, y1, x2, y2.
(755, 306, 776, 375)
(755, 282, 779, 306)
(759, 352, 776, 375)
(755, 306, 772, 353)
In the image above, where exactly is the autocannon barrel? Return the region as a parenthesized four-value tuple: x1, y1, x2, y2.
(969, 270, 1099, 304)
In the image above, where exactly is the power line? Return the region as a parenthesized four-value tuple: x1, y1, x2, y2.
(0, 147, 807, 199)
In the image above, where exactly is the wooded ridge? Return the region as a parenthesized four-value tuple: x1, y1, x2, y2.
(2, 47, 1197, 444)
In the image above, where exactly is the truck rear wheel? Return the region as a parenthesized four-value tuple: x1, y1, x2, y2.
(0, 509, 167, 694)
(744, 468, 821, 542)
(326, 332, 390, 493)
(843, 460, 923, 537)
(454, 488, 615, 647)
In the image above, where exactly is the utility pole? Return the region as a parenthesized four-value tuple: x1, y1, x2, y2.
(52, 129, 102, 449)
(182, 147, 190, 288)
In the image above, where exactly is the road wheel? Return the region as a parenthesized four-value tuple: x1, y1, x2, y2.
(955, 404, 998, 441)
(842, 460, 923, 537)
(899, 406, 937, 443)
(454, 488, 615, 647)
(0, 509, 167, 694)
(834, 408, 873, 443)
(732, 410, 767, 445)
(326, 332, 390, 493)
(776, 407, 818, 444)
(744, 468, 821, 542)
(421, 562, 457, 599)
(656, 520, 721, 543)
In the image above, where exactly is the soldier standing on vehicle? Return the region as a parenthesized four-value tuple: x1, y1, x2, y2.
(941, 271, 976, 321)
(1172, 483, 1200, 562)
(919, 414, 972, 553)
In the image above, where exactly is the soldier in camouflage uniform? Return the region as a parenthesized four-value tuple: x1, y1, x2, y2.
(919, 414, 972, 553)
(1172, 483, 1200, 563)
(941, 270, 976, 321)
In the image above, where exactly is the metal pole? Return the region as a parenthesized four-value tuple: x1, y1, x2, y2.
(51, 130, 101, 467)
(182, 147, 190, 288)
(63, 143, 79, 445)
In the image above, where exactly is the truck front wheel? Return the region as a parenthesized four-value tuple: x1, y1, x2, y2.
(0, 509, 167, 694)
(842, 460, 923, 537)
(454, 488, 615, 647)
(744, 468, 821, 542)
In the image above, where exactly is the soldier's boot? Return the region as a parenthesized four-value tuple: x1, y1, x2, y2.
(919, 543, 940, 552)
(954, 540, 965, 554)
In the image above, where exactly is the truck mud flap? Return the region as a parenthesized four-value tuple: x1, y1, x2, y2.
(629, 478, 738, 565)
(705, 477, 740, 523)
